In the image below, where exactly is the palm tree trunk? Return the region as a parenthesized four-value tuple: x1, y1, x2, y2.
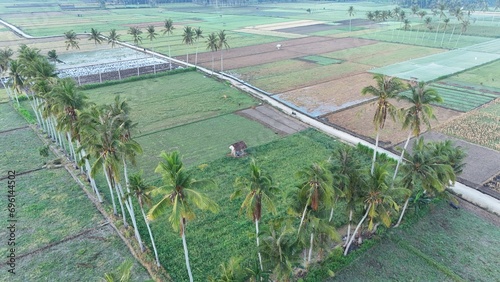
(392, 131, 412, 184)
(103, 164, 118, 215)
(255, 219, 263, 271)
(114, 181, 128, 228)
(308, 231, 314, 263)
(141, 206, 160, 266)
(29, 99, 42, 129)
(371, 131, 380, 175)
(298, 203, 308, 234)
(394, 197, 410, 228)
(345, 209, 353, 246)
(440, 28, 447, 47)
(66, 132, 75, 160)
(434, 23, 440, 44)
(121, 158, 144, 251)
(448, 25, 456, 43)
(181, 220, 194, 282)
(344, 204, 372, 256)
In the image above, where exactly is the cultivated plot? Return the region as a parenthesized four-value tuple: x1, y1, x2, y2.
(370, 41, 500, 82)
(83, 71, 258, 135)
(0, 103, 27, 132)
(0, 127, 51, 176)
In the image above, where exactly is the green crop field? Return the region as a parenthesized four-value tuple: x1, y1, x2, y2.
(356, 28, 492, 49)
(83, 71, 258, 135)
(0, 103, 27, 132)
(444, 59, 500, 89)
(300, 55, 343, 65)
(332, 202, 500, 281)
(321, 42, 444, 67)
(134, 114, 281, 179)
(0, 127, 52, 176)
(0, 89, 10, 103)
(371, 46, 500, 82)
(140, 129, 352, 281)
(429, 84, 498, 112)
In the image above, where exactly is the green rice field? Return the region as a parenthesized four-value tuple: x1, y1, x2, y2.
(443, 59, 500, 89)
(430, 83, 499, 112)
(83, 71, 258, 135)
(0, 102, 27, 131)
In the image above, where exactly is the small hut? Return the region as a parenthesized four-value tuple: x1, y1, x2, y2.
(229, 141, 247, 157)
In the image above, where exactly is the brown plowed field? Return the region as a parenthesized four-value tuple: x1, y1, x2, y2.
(192, 37, 377, 71)
(325, 100, 462, 147)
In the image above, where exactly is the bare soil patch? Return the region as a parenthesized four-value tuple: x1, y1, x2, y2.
(276, 73, 375, 115)
(325, 100, 462, 147)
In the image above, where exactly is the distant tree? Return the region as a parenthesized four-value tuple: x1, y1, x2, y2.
(89, 28, 103, 45)
(128, 26, 142, 46)
(182, 26, 195, 63)
(64, 30, 79, 50)
(47, 50, 58, 63)
(146, 25, 157, 42)
(347, 6, 355, 32)
(107, 29, 121, 48)
(162, 18, 175, 36)
(403, 19, 411, 30)
(206, 32, 219, 73)
(217, 30, 229, 72)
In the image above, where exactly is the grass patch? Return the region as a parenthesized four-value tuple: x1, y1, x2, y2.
(299, 55, 343, 65)
(16, 225, 151, 281)
(83, 71, 258, 135)
(0, 169, 103, 255)
(444, 59, 500, 89)
(0, 127, 52, 176)
(0, 103, 28, 132)
(329, 201, 500, 281)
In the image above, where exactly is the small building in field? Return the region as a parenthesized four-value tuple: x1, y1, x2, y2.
(229, 141, 247, 157)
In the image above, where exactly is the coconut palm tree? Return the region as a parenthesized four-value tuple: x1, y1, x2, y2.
(392, 81, 442, 183)
(103, 260, 133, 282)
(47, 50, 58, 63)
(7, 60, 23, 105)
(148, 151, 219, 282)
(394, 137, 455, 227)
(347, 6, 355, 32)
(146, 25, 157, 42)
(182, 26, 195, 63)
(0, 47, 15, 103)
(296, 162, 334, 234)
(206, 32, 219, 73)
(329, 145, 365, 246)
(126, 172, 160, 267)
(208, 257, 248, 282)
(89, 28, 103, 45)
(128, 27, 142, 46)
(64, 30, 80, 50)
(362, 74, 405, 175)
(231, 159, 277, 272)
(162, 18, 175, 67)
(108, 29, 121, 48)
(217, 30, 230, 72)
(259, 219, 297, 282)
(344, 164, 402, 255)
(194, 27, 203, 65)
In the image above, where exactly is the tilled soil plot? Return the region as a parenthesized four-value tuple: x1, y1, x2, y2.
(193, 37, 377, 71)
